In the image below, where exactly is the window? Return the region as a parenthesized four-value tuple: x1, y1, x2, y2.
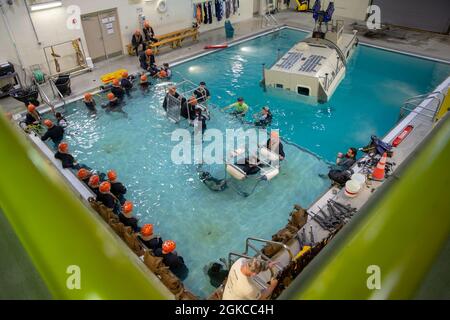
(276, 84, 283, 89)
(297, 86, 310, 96)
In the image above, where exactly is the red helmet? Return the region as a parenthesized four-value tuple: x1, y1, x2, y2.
(77, 168, 90, 180)
(141, 224, 154, 237)
(58, 142, 68, 153)
(122, 201, 133, 214)
(112, 79, 120, 86)
(88, 175, 100, 187)
(28, 104, 36, 112)
(162, 240, 176, 254)
(99, 181, 111, 193)
(107, 170, 117, 182)
(107, 93, 115, 101)
(44, 119, 53, 128)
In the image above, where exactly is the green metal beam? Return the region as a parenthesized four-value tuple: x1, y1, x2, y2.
(283, 115, 450, 299)
(0, 115, 169, 299)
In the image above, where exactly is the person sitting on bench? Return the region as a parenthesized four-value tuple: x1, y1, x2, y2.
(131, 30, 145, 57)
(143, 21, 158, 43)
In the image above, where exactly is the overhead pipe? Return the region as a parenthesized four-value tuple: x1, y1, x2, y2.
(23, 0, 42, 45)
(0, 2, 25, 71)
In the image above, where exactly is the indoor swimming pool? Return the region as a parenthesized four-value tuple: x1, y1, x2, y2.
(43, 28, 450, 297)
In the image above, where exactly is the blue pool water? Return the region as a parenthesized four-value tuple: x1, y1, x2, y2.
(45, 28, 450, 297)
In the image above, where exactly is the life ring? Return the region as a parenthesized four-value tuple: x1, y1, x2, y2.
(157, 0, 167, 13)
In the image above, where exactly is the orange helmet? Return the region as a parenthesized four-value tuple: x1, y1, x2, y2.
(88, 175, 100, 187)
(162, 240, 176, 254)
(84, 93, 92, 100)
(99, 181, 111, 193)
(159, 70, 167, 78)
(144, 21, 150, 28)
(44, 119, 53, 128)
(58, 142, 68, 153)
(270, 131, 280, 139)
(145, 49, 153, 56)
(140, 74, 148, 82)
(189, 96, 198, 105)
(28, 104, 36, 112)
(122, 71, 128, 78)
(112, 79, 120, 86)
(122, 201, 133, 214)
(107, 170, 117, 182)
(107, 93, 115, 101)
(141, 224, 154, 237)
(77, 168, 90, 180)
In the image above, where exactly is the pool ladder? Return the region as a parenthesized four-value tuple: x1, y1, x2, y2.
(227, 237, 294, 290)
(399, 91, 445, 123)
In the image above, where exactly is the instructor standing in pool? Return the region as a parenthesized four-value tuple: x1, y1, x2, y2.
(223, 97, 249, 117)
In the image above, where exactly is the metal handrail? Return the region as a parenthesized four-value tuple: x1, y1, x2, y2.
(49, 78, 66, 107)
(245, 237, 294, 261)
(399, 92, 445, 121)
(34, 80, 55, 114)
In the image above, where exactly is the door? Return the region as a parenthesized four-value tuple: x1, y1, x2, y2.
(98, 10, 123, 59)
(81, 13, 106, 63)
(81, 9, 123, 63)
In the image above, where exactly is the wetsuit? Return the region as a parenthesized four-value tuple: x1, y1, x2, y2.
(84, 100, 96, 112)
(207, 262, 228, 288)
(120, 78, 133, 93)
(131, 33, 145, 56)
(111, 86, 125, 100)
(154, 249, 189, 280)
(103, 99, 125, 114)
(25, 111, 41, 126)
(162, 92, 181, 111)
(57, 118, 68, 128)
(96, 192, 117, 210)
(266, 139, 285, 159)
(89, 186, 100, 198)
(181, 101, 196, 120)
(119, 213, 140, 232)
(138, 235, 163, 252)
(41, 125, 65, 145)
(255, 112, 272, 127)
(194, 87, 210, 103)
(143, 26, 158, 43)
(54, 151, 77, 169)
(139, 52, 156, 71)
(111, 181, 127, 205)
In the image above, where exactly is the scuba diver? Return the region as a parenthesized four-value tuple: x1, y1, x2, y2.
(55, 112, 68, 128)
(111, 79, 125, 100)
(25, 104, 41, 126)
(119, 201, 140, 232)
(120, 71, 134, 95)
(107, 170, 127, 205)
(254, 106, 272, 127)
(327, 147, 357, 186)
(223, 97, 249, 118)
(194, 81, 210, 104)
(138, 224, 163, 252)
(199, 171, 227, 192)
(154, 240, 189, 281)
(41, 119, 64, 146)
(83, 93, 97, 113)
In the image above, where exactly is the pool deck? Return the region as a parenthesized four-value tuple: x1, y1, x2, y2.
(2, 10, 450, 299)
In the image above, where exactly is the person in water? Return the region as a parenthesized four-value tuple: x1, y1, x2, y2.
(111, 79, 125, 100)
(54, 142, 79, 169)
(194, 81, 210, 104)
(77, 168, 92, 186)
(237, 156, 261, 176)
(199, 171, 227, 192)
(266, 131, 285, 161)
(223, 97, 249, 117)
(96, 181, 120, 213)
(205, 261, 229, 288)
(83, 93, 97, 113)
(88, 175, 101, 197)
(193, 107, 209, 136)
(25, 104, 41, 126)
(55, 112, 68, 128)
(162, 86, 182, 111)
(181, 96, 197, 120)
(119, 201, 140, 232)
(328, 148, 357, 186)
(107, 170, 127, 205)
(254, 106, 272, 127)
(139, 74, 150, 92)
(138, 224, 163, 252)
(139, 49, 156, 72)
(41, 119, 64, 146)
(154, 240, 189, 280)
(161, 63, 172, 78)
(102, 93, 126, 115)
(120, 71, 134, 95)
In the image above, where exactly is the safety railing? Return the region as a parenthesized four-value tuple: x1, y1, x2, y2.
(34, 80, 56, 114)
(49, 78, 67, 108)
(399, 91, 444, 122)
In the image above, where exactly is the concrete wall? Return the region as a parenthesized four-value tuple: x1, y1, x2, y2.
(333, 0, 371, 21)
(373, 0, 450, 34)
(0, 0, 253, 72)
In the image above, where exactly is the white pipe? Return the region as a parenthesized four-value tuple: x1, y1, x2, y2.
(0, 2, 25, 70)
(23, 0, 42, 45)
